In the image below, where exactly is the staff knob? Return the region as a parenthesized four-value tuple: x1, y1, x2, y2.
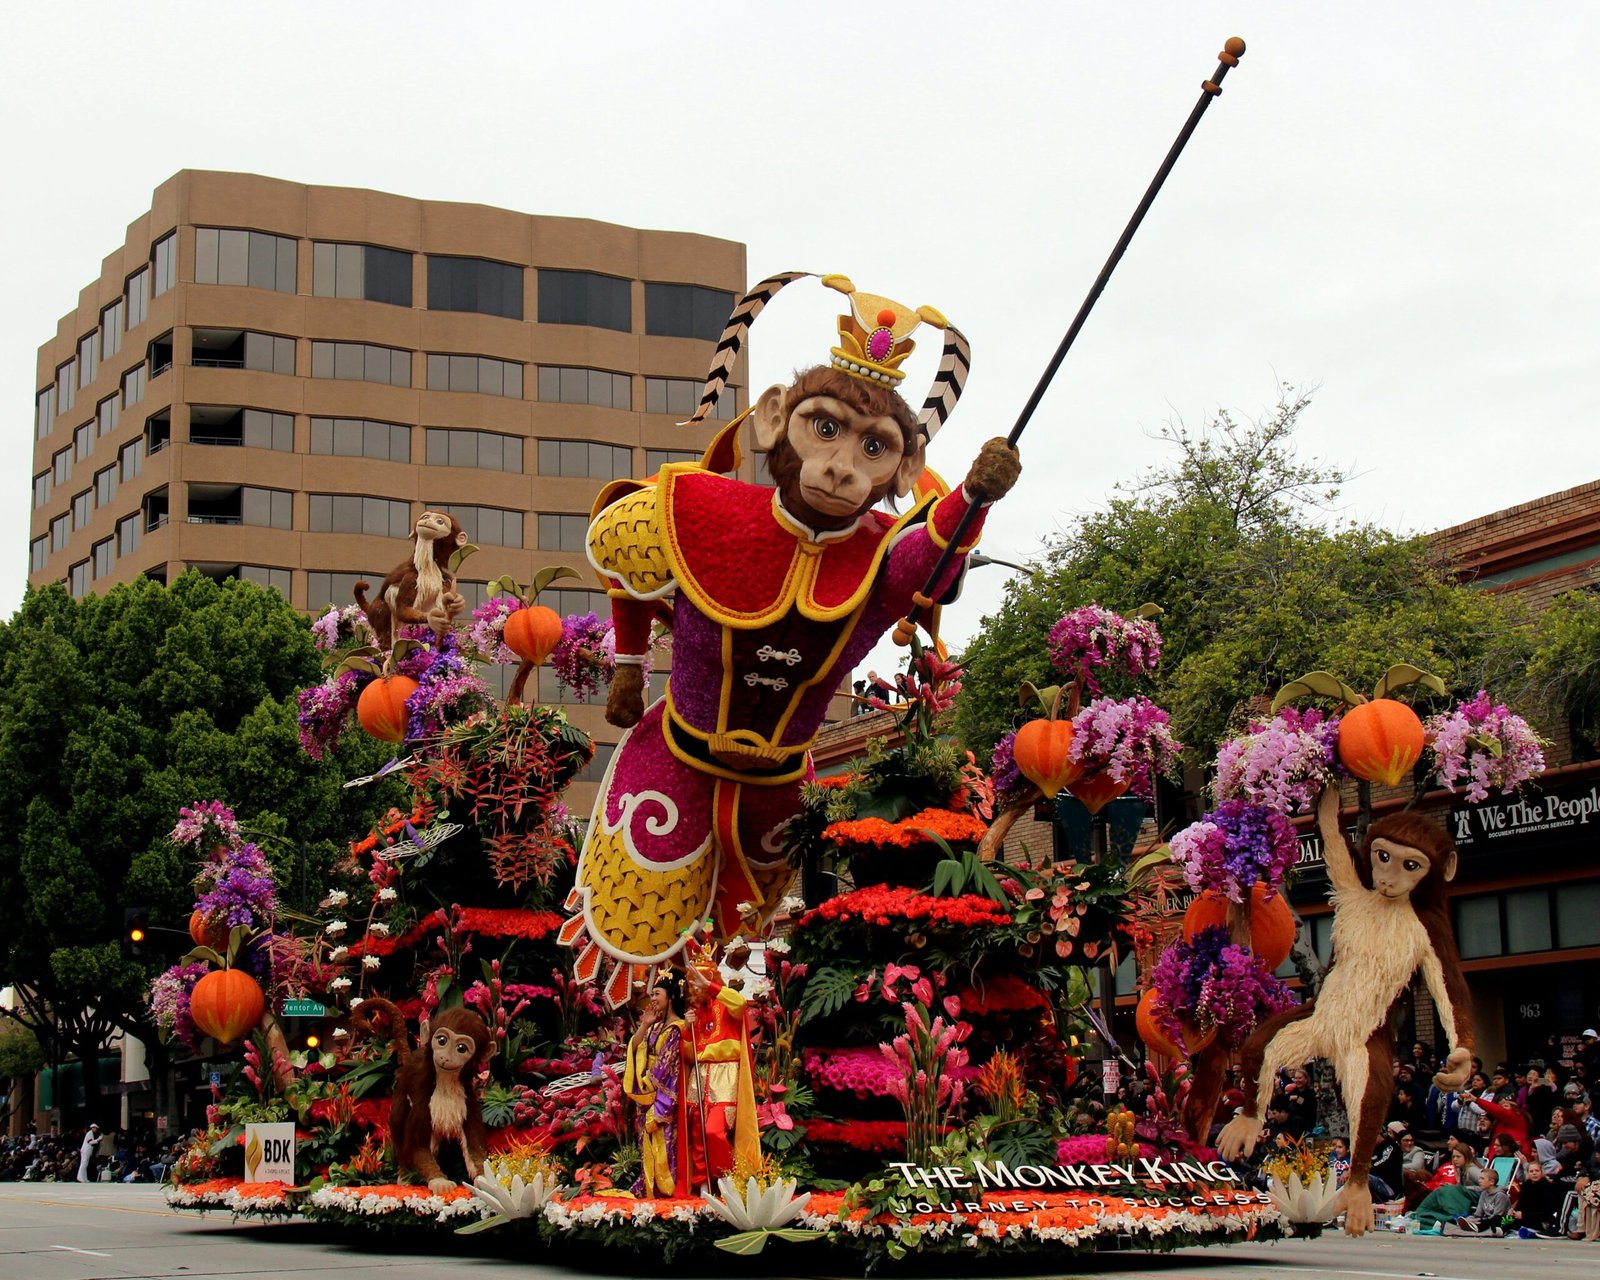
(1223, 37, 1246, 60)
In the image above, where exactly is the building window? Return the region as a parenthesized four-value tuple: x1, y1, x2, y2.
(56, 360, 76, 415)
(100, 300, 124, 360)
(125, 267, 149, 329)
(194, 228, 297, 292)
(424, 428, 523, 473)
(425, 353, 523, 398)
(92, 537, 113, 578)
(69, 560, 89, 598)
(644, 448, 701, 472)
(537, 269, 631, 331)
(119, 439, 142, 482)
(540, 586, 609, 617)
(95, 465, 116, 508)
(117, 514, 141, 556)
(241, 487, 294, 530)
(72, 490, 92, 530)
(312, 242, 412, 306)
(35, 387, 54, 440)
(77, 334, 97, 389)
(308, 495, 412, 538)
(427, 503, 523, 548)
(52, 448, 72, 486)
(74, 423, 93, 462)
(30, 536, 47, 574)
(537, 439, 632, 481)
(186, 406, 293, 451)
(152, 232, 176, 296)
(50, 513, 70, 552)
(306, 570, 381, 611)
(427, 255, 523, 320)
(645, 376, 739, 421)
(538, 513, 589, 552)
(645, 283, 734, 341)
(243, 409, 294, 452)
(310, 417, 411, 462)
(1555, 882, 1600, 947)
(122, 364, 146, 407)
(97, 395, 119, 437)
(32, 472, 50, 508)
(236, 564, 293, 596)
(537, 366, 632, 409)
(575, 740, 617, 784)
(753, 450, 772, 485)
(311, 341, 410, 386)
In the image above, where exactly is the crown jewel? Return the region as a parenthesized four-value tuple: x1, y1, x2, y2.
(822, 274, 948, 389)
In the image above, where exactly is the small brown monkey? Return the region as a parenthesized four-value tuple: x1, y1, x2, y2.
(354, 510, 469, 649)
(350, 997, 495, 1192)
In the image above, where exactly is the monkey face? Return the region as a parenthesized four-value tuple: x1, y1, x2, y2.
(783, 396, 908, 516)
(430, 1027, 479, 1075)
(1369, 838, 1432, 899)
(414, 510, 456, 543)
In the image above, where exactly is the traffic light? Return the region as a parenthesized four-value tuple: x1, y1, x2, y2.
(123, 907, 150, 959)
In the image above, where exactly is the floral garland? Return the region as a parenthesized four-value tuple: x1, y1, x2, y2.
(1425, 690, 1546, 804)
(1150, 926, 1297, 1051)
(796, 884, 1013, 932)
(305, 1183, 485, 1225)
(349, 907, 563, 958)
(166, 1178, 295, 1217)
(799, 1118, 914, 1154)
(1047, 604, 1164, 695)
(311, 604, 371, 652)
(1168, 800, 1298, 901)
(803, 1045, 979, 1100)
(820, 807, 988, 850)
(1212, 708, 1340, 815)
(1068, 696, 1182, 800)
(958, 972, 1049, 1016)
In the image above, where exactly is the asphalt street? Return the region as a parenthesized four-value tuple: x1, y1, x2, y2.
(0, 1184, 1594, 1280)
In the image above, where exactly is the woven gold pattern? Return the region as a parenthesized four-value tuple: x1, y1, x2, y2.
(576, 818, 716, 963)
(589, 488, 672, 596)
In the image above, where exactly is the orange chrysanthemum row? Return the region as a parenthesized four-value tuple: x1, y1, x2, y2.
(822, 806, 987, 850)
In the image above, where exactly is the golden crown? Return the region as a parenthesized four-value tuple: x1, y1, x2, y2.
(822, 274, 948, 389)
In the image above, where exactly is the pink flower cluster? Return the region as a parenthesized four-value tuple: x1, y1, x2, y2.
(1069, 695, 1183, 800)
(1425, 690, 1546, 804)
(1047, 604, 1163, 695)
(467, 596, 520, 665)
(311, 604, 370, 653)
(1213, 707, 1341, 815)
(803, 1046, 909, 1099)
(1168, 800, 1298, 901)
(171, 800, 241, 849)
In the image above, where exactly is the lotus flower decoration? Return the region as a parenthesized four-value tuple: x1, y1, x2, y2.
(703, 1176, 821, 1254)
(1265, 1170, 1344, 1225)
(455, 1163, 560, 1234)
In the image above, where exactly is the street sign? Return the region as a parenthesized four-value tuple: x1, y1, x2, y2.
(208, 1071, 222, 1088)
(280, 998, 327, 1018)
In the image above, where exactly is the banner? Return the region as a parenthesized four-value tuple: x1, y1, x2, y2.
(244, 1122, 296, 1185)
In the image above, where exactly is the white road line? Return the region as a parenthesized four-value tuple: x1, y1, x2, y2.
(50, 1244, 113, 1257)
(1243, 1267, 1490, 1280)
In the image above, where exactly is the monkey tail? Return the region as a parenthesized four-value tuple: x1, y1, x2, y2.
(349, 996, 409, 1051)
(353, 580, 373, 611)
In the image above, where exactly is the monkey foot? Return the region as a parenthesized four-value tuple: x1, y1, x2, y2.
(1215, 1114, 1261, 1161)
(427, 1177, 457, 1194)
(1342, 1186, 1374, 1236)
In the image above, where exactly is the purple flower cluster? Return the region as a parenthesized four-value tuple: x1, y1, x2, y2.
(1151, 926, 1297, 1051)
(1213, 707, 1341, 815)
(1046, 604, 1163, 695)
(148, 961, 208, 1051)
(195, 840, 278, 928)
(988, 728, 1026, 805)
(1425, 690, 1546, 804)
(398, 629, 491, 741)
(1068, 695, 1183, 800)
(549, 612, 617, 701)
(466, 595, 520, 665)
(1168, 799, 1298, 901)
(310, 604, 370, 653)
(296, 669, 361, 760)
(170, 800, 240, 849)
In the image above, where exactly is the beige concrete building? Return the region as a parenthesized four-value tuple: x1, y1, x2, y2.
(27, 169, 749, 794)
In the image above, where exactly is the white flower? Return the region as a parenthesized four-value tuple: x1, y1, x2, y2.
(349, 996, 364, 1008)
(377, 887, 398, 902)
(464, 1167, 558, 1228)
(325, 919, 348, 936)
(362, 955, 382, 970)
(326, 889, 349, 907)
(779, 895, 805, 915)
(332, 1027, 349, 1039)
(369, 922, 390, 938)
(330, 976, 352, 991)
(329, 945, 349, 962)
(702, 1176, 811, 1231)
(1266, 1171, 1345, 1224)
(765, 936, 791, 955)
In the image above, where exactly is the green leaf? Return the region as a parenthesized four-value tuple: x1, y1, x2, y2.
(898, 1225, 924, 1248)
(334, 653, 382, 678)
(771, 1227, 823, 1242)
(1133, 602, 1165, 618)
(1466, 731, 1505, 759)
(529, 565, 582, 600)
(1374, 662, 1447, 701)
(931, 858, 958, 898)
(454, 1214, 507, 1235)
(1272, 670, 1362, 711)
(182, 946, 224, 968)
(798, 966, 861, 1024)
(714, 1229, 772, 1255)
(446, 543, 480, 575)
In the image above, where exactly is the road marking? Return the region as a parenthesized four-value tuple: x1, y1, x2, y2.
(1, 1194, 181, 1218)
(1243, 1267, 1487, 1280)
(51, 1245, 113, 1257)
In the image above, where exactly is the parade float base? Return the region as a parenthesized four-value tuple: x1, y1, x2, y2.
(167, 1177, 1291, 1269)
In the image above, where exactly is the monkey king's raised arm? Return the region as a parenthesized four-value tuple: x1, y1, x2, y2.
(555, 274, 1020, 1005)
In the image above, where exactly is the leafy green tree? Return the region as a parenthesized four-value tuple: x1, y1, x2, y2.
(0, 1020, 45, 1123)
(0, 572, 399, 1119)
(955, 387, 1531, 765)
(1523, 589, 1600, 751)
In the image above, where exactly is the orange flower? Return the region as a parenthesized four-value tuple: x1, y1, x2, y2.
(822, 807, 988, 850)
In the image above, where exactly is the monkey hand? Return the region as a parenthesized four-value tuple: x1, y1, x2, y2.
(606, 663, 646, 728)
(428, 1176, 456, 1194)
(1342, 1182, 1374, 1236)
(1433, 1047, 1472, 1092)
(1215, 1113, 1262, 1161)
(440, 589, 466, 618)
(963, 438, 1021, 504)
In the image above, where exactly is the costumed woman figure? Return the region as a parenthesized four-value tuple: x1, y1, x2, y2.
(682, 942, 760, 1189)
(623, 975, 688, 1198)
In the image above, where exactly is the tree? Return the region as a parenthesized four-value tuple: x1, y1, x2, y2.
(0, 572, 399, 1119)
(0, 1020, 44, 1124)
(1523, 589, 1600, 753)
(955, 387, 1531, 766)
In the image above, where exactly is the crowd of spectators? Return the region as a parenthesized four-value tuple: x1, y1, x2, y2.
(0, 1123, 189, 1184)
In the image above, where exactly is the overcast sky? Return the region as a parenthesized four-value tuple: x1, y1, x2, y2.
(4, 1, 1596, 669)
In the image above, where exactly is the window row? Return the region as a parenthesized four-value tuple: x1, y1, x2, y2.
(646, 376, 740, 421)
(537, 365, 632, 410)
(537, 439, 632, 482)
(193, 328, 295, 374)
(1454, 883, 1600, 958)
(308, 494, 412, 539)
(313, 242, 412, 307)
(426, 503, 523, 549)
(427, 353, 523, 398)
(190, 407, 295, 452)
(425, 428, 521, 473)
(312, 417, 412, 462)
(311, 341, 409, 386)
(195, 228, 297, 293)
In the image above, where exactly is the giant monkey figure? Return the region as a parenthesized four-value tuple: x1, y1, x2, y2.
(1217, 787, 1475, 1235)
(557, 274, 1019, 1005)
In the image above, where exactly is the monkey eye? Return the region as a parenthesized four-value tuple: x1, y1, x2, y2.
(1403, 859, 1421, 873)
(434, 1033, 448, 1044)
(862, 436, 886, 458)
(1376, 849, 1390, 863)
(814, 417, 840, 439)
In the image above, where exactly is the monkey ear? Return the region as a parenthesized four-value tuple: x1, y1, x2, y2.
(893, 433, 928, 499)
(454, 530, 468, 547)
(751, 384, 789, 451)
(482, 1038, 499, 1062)
(1441, 849, 1458, 882)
